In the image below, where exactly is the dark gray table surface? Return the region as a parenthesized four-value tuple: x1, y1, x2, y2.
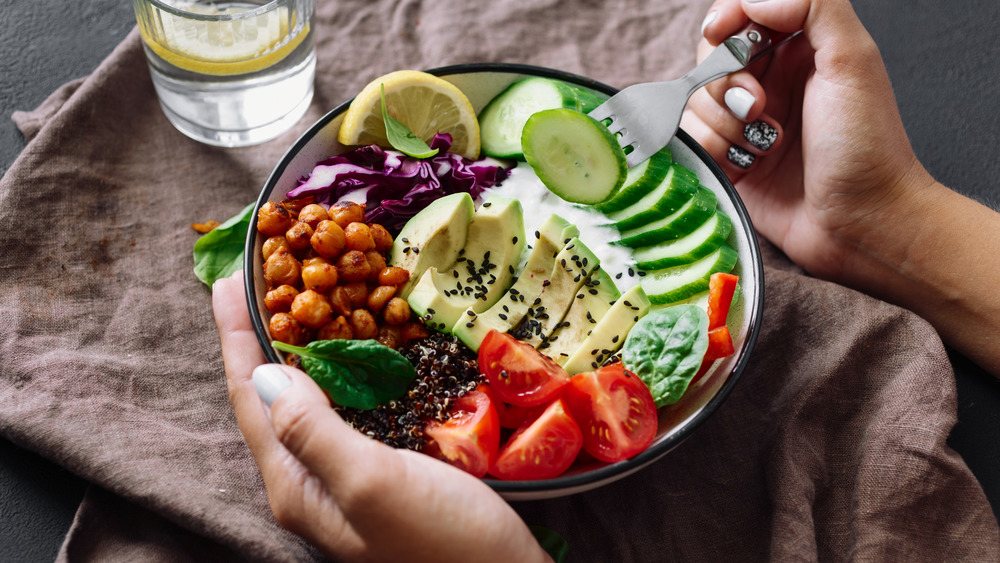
(2, 0, 999, 559)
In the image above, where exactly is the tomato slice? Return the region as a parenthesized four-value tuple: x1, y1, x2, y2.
(478, 330, 570, 407)
(423, 390, 500, 478)
(478, 384, 545, 429)
(489, 398, 582, 481)
(562, 363, 658, 463)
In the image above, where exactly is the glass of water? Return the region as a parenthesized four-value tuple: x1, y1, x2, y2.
(133, 0, 316, 147)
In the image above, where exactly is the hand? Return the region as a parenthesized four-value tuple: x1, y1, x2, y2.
(212, 271, 550, 562)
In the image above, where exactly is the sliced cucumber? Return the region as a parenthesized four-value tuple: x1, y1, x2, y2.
(618, 187, 718, 248)
(594, 148, 673, 214)
(607, 165, 699, 232)
(640, 243, 739, 305)
(522, 108, 626, 205)
(632, 211, 732, 270)
(478, 77, 609, 160)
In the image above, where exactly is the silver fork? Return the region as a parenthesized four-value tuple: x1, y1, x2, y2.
(589, 24, 797, 168)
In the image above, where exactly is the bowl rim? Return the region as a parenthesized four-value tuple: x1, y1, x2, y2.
(244, 61, 765, 495)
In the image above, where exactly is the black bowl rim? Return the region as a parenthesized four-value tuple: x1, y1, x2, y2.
(244, 61, 765, 495)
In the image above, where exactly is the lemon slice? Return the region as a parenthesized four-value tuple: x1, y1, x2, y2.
(338, 70, 481, 160)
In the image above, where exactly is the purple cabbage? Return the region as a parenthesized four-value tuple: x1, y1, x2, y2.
(286, 134, 511, 234)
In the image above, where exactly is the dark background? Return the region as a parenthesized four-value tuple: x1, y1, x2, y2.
(2, 0, 999, 559)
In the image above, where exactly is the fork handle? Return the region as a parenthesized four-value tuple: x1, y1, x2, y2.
(723, 23, 775, 66)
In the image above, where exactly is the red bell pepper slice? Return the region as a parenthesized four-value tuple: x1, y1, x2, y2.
(692, 326, 735, 384)
(706, 273, 739, 330)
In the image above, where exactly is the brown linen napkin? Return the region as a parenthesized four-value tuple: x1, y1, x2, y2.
(2, 0, 998, 560)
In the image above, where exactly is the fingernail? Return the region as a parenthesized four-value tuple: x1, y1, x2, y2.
(724, 87, 755, 120)
(253, 364, 292, 407)
(701, 11, 717, 35)
(728, 145, 756, 169)
(744, 120, 778, 150)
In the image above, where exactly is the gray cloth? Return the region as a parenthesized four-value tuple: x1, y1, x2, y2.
(1, 0, 997, 560)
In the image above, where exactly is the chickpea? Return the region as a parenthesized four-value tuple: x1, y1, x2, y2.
(262, 236, 290, 260)
(329, 201, 366, 228)
(257, 202, 293, 237)
(263, 249, 301, 288)
(376, 325, 402, 349)
(342, 281, 368, 309)
(302, 260, 339, 293)
(383, 297, 412, 325)
(367, 285, 396, 312)
(318, 316, 353, 340)
(328, 286, 353, 317)
(290, 289, 334, 329)
(297, 204, 329, 228)
(350, 308, 378, 340)
(344, 222, 376, 252)
(285, 221, 314, 251)
(400, 320, 430, 342)
(281, 196, 314, 216)
(378, 266, 410, 286)
(310, 220, 346, 259)
(370, 223, 393, 252)
(365, 250, 387, 282)
(265, 284, 299, 313)
(336, 250, 372, 282)
(269, 312, 306, 345)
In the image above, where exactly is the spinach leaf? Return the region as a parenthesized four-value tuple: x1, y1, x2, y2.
(381, 84, 439, 159)
(193, 202, 254, 287)
(272, 339, 416, 410)
(529, 525, 569, 563)
(622, 304, 709, 407)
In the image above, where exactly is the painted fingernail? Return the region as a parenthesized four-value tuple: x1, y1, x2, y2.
(701, 11, 717, 36)
(744, 120, 778, 151)
(253, 364, 292, 407)
(724, 87, 755, 120)
(728, 145, 756, 169)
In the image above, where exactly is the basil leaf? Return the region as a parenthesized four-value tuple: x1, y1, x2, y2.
(272, 339, 416, 410)
(193, 202, 255, 287)
(529, 525, 569, 563)
(622, 304, 709, 407)
(381, 83, 439, 159)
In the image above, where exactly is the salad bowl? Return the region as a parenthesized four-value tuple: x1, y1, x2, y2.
(244, 63, 764, 500)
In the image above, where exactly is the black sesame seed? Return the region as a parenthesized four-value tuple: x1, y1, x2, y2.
(403, 247, 411, 254)
(512, 236, 518, 245)
(483, 201, 492, 207)
(535, 230, 541, 239)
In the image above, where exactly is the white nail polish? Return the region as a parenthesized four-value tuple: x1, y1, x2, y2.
(253, 364, 291, 407)
(724, 87, 755, 120)
(701, 11, 717, 36)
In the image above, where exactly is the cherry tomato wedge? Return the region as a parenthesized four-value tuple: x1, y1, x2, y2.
(478, 384, 545, 429)
(479, 330, 569, 407)
(489, 398, 582, 481)
(562, 363, 658, 463)
(423, 390, 500, 478)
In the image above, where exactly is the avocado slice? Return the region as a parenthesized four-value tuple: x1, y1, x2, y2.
(452, 214, 580, 351)
(544, 267, 621, 363)
(561, 284, 651, 375)
(390, 192, 475, 298)
(406, 196, 525, 332)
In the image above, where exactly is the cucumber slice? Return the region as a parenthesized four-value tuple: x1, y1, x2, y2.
(618, 187, 718, 248)
(522, 108, 627, 205)
(640, 244, 739, 305)
(632, 211, 732, 269)
(478, 77, 609, 160)
(594, 148, 673, 214)
(607, 165, 699, 232)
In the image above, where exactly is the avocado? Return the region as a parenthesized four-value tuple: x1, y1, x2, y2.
(561, 284, 651, 375)
(406, 195, 525, 332)
(543, 267, 621, 363)
(452, 214, 580, 351)
(390, 192, 475, 298)
(509, 237, 600, 348)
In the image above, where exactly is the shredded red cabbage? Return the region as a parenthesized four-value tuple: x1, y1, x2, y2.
(286, 134, 511, 234)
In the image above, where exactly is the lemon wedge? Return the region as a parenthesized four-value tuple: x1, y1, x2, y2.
(338, 70, 481, 160)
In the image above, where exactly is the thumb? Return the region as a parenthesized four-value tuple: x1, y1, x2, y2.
(742, 0, 875, 59)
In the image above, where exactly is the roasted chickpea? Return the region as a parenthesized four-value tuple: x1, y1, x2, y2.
(257, 202, 293, 236)
(400, 320, 430, 341)
(367, 285, 396, 312)
(336, 250, 372, 282)
(329, 201, 366, 228)
(365, 251, 387, 282)
(378, 266, 410, 286)
(342, 281, 368, 308)
(281, 196, 314, 216)
(269, 312, 306, 345)
(262, 236, 290, 260)
(301, 259, 339, 293)
(310, 220, 346, 259)
(370, 223, 393, 252)
(263, 249, 301, 288)
(350, 308, 378, 340)
(265, 284, 299, 313)
(290, 289, 334, 329)
(344, 222, 376, 252)
(318, 315, 353, 340)
(285, 221, 314, 250)
(376, 325, 402, 349)
(383, 297, 412, 325)
(297, 204, 329, 228)
(328, 286, 353, 317)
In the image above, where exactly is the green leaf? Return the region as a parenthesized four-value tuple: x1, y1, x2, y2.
(529, 525, 569, 563)
(381, 83, 439, 159)
(272, 339, 416, 410)
(622, 304, 709, 407)
(193, 202, 255, 287)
